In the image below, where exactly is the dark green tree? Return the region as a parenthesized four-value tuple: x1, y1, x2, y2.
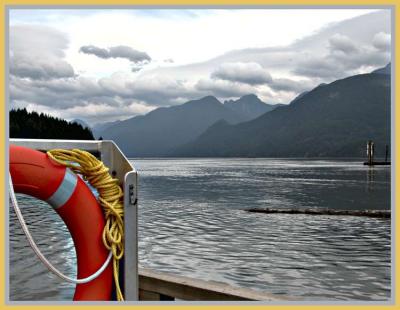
(10, 108, 94, 140)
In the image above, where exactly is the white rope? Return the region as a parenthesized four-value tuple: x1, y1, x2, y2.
(9, 173, 112, 284)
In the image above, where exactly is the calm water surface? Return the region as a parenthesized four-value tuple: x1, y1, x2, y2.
(9, 159, 391, 301)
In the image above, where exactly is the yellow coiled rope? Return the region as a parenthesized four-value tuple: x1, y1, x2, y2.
(47, 149, 125, 301)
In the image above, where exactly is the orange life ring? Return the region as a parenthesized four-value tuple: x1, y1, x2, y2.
(9, 144, 113, 301)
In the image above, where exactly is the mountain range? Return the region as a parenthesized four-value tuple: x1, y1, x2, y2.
(174, 65, 391, 157)
(223, 94, 281, 121)
(95, 94, 280, 156)
(93, 63, 390, 158)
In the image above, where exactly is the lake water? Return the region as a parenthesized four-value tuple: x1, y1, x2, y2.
(9, 159, 391, 301)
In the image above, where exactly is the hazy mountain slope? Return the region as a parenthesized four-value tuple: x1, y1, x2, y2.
(174, 71, 390, 157)
(100, 96, 247, 156)
(224, 94, 279, 121)
(92, 120, 121, 138)
(71, 118, 90, 130)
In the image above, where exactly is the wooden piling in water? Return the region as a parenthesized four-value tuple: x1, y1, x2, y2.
(367, 140, 374, 165)
(363, 140, 390, 166)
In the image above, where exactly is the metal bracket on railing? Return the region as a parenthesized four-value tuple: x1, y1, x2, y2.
(9, 139, 139, 301)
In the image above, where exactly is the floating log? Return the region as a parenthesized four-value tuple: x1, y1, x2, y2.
(363, 161, 391, 166)
(245, 208, 390, 218)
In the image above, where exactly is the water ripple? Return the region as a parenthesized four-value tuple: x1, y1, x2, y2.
(9, 159, 390, 301)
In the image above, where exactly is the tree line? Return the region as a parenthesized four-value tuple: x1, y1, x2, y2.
(10, 108, 94, 140)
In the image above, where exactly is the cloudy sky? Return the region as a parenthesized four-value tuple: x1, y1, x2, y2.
(9, 9, 391, 125)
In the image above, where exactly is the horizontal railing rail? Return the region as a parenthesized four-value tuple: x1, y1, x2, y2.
(138, 268, 291, 301)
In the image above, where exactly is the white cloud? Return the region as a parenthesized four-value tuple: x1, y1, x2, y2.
(62, 101, 156, 123)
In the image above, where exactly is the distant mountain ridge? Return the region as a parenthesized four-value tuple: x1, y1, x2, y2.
(173, 66, 390, 157)
(98, 95, 262, 156)
(224, 94, 279, 121)
(72, 118, 90, 130)
(372, 62, 391, 75)
(92, 120, 121, 138)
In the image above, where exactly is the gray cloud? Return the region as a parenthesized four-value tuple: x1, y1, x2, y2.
(79, 45, 109, 58)
(211, 62, 272, 85)
(97, 73, 203, 105)
(131, 66, 143, 73)
(10, 25, 74, 79)
(293, 31, 390, 79)
(10, 56, 75, 80)
(128, 78, 197, 105)
(269, 78, 315, 93)
(195, 78, 256, 98)
(210, 61, 313, 93)
(328, 34, 358, 54)
(79, 45, 151, 63)
(10, 75, 106, 109)
(372, 32, 391, 51)
(293, 57, 342, 79)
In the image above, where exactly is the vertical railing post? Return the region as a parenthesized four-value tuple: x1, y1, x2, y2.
(123, 170, 139, 300)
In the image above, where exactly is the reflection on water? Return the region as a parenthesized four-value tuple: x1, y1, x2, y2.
(9, 159, 391, 301)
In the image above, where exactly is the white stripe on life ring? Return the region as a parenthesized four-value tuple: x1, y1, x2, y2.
(46, 168, 78, 209)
